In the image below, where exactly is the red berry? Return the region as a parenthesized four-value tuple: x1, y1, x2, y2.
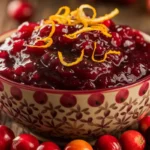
(96, 135, 122, 150)
(120, 130, 146, 150)
(7, 0, 33, 22)
(102, 19, 115, 28)
(147, 0, 150, 13)
(37, 142, 60, 150)
(139, 116, 150, 134)
(0, 125, 15, 150)
(64, 139, 93, 150)
(11, 134, 39, 150)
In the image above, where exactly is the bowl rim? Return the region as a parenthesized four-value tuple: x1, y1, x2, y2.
(0, 29, 150, 94)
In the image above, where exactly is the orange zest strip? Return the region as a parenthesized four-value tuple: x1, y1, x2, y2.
(58, 49, 84, 67)
(48, 20, 56, 37)
(78, 4, 97, 21)
(88, 8, 119, 25)
(27, 4, 120, 66)
(64, 25, 111, 39)
(27, 38, 53, 49)
(92, 42, 121, 63)
(49, 15, 71, 25)
(55, 6, 70, 16)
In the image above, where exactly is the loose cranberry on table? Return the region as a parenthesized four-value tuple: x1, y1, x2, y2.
(95, 134, 122, 150)
(37, 142, 60, 150)
(11, 133, 39, 150)
(119, 130, 146, 150)
(0, 125, 15, 150)
(146, 0, 150, 13)
(64, 139, 93, 150)
(7, 0, 33, 22)
(139, 116, 150, 134)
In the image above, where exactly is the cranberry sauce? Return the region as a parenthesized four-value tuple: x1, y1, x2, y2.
(0, 21, 149, 90)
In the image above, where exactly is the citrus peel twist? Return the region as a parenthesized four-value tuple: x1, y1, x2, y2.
(27, 4, 120, 67)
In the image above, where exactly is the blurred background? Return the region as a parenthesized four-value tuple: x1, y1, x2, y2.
(1, 0, 150, 34)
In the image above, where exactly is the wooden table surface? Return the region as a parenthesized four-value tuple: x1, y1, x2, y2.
(0, 0, 150, 34)
(0, 0, 150, 149)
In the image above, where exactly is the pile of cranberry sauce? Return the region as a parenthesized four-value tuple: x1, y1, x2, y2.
(0, 20, 149, 90)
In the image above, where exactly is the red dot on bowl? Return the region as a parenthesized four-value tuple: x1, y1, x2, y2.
(115, 89, 129, 103)
(139, 82, 149, 96)
(60, 94, 77, 108)
(33, 91, 48, 104)
(10, 86, 22, 100)
(88, 93, 104, 107)
(0, 81, 4, 91)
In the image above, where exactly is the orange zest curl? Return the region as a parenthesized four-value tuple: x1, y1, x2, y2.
(64, 24, 112, 39)
(28, 38, 53, 49)
(58, 49, 84, 67)
(27, 4, 120, 66)
(92, 42, 121, 63)
(55, 6, 71, 16)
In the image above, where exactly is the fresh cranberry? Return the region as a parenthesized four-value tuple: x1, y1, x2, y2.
(139, 116, 150, 134)
(96, 135, 122, 150)
(60, 94, 77, 108)
(88, 93, 104, 107)
(119, 130, 146, 150)
(11, 134, 39, 150)
(37, 142, 60, 150)
(102, 19, 115, 29)
(7, 0, 33, 22)
(146, 0, 150, 13)
(0, 125, 15, 150)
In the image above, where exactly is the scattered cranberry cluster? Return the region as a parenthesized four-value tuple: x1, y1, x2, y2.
(0, 115, 150, 150)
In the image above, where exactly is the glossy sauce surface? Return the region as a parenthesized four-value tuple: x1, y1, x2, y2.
(0, 20, 149, 90)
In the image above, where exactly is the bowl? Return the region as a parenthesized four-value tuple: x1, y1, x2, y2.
(0, 30, 150, 143)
